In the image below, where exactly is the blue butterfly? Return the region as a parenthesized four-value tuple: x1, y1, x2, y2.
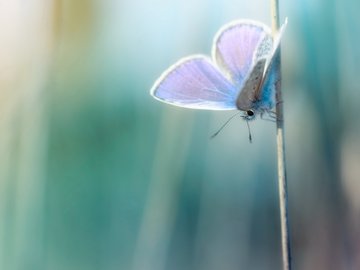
(150, 19, 287, 121)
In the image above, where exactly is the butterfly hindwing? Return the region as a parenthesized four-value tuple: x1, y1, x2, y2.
(255, 18, 288, 110)
(150, 56, 237, 110)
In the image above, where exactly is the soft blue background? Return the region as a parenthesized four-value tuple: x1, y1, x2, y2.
(1, 0, 359, 269)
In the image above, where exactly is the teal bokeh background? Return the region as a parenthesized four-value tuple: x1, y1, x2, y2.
(1, 0, 360, 269)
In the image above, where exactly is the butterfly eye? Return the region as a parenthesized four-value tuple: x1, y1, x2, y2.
(246, 110, 255, 117)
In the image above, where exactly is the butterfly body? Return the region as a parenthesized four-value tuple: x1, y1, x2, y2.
(150, 18, 287, 121)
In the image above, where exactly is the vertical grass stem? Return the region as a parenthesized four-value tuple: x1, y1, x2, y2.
(271, 1, 292, 269)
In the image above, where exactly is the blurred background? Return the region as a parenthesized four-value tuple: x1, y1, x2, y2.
(0, 0, 359, 269)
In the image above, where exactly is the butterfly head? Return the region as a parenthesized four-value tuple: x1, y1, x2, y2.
(242, 109, 256, 121)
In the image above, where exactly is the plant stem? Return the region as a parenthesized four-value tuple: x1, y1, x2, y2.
(270, 1, 292, 270)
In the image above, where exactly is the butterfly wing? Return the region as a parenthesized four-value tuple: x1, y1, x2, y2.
(264, 18, 288, 72)
(212, 20, 272, 87)
(236, 58, 267, 110)
(255, 18, 288, 110)
(150, 55, 237, 110)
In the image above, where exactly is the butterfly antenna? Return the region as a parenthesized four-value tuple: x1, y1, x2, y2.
(210, 112, 239, 139)
(245, 119, 253, 143)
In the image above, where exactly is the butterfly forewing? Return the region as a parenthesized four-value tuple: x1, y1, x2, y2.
(212, 20, 272, 87)
(236, 58, 267, 110)
(150, 56, 237, 110)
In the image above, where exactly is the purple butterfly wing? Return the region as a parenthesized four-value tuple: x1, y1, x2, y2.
(213, 20, 272, 87)
(150, 56, 237, 110)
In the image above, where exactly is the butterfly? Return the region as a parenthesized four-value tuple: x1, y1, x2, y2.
(150, 18, 287, 121)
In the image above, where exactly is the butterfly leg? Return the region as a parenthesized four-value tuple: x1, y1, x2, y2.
(260, 112, 276, 122)
(268, 110, 285, 122)
(271, 111, 284, 120)
(268, 110, 277, 117)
